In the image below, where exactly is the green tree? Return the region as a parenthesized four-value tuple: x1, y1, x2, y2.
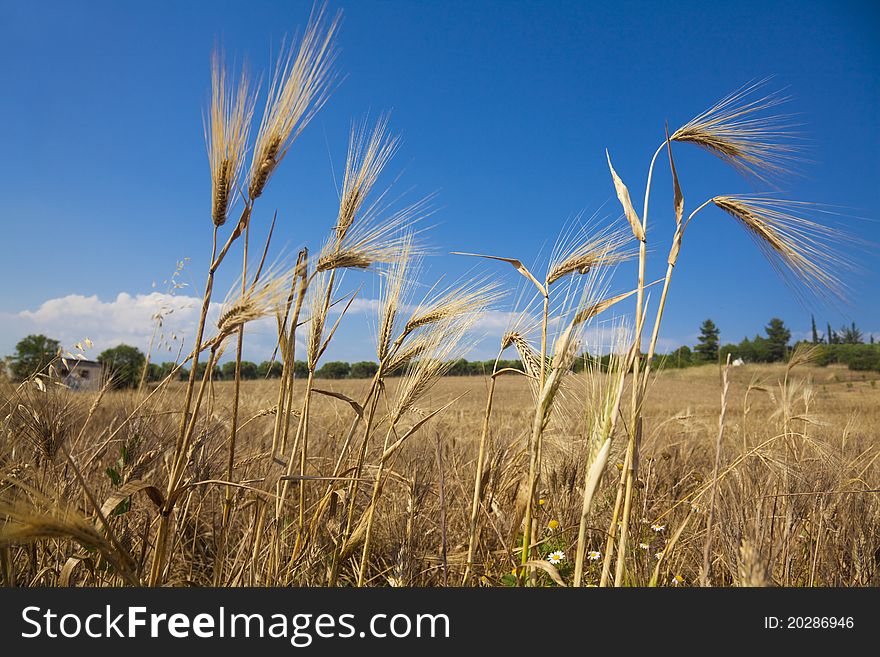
(315, 361, 351, 379)
(447, 358, 471, 376)
(221, 361, 237, 380)
(753, 336, 772, 362)
(848, 350, 880, 371)
(764, 318, 791, 362)
(192, 361, 222, 381)
(350, 361, 379, 378)
(827, 322, 837, 345)
(719, 343, 738, 362)
(811, 315, 820, 344)
(221, 360, 259, 380)
(9, 334, 61, 380)
(98, 344, 146, 388)
(839, 321, 863, 345)
(258, 360, 283, 378)
(157, 362, 187, 381)
(694, 319, 720, 362)
(240, 361, 259, 379)
(145, 363, 162, 382)
(671, 345, 693, 368)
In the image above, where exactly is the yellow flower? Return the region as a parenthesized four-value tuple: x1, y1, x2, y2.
(672, 574, 685, 585)
(548, 519, 559, 531)
(538, 498, 546, 506)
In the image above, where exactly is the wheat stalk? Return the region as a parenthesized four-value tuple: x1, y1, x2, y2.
(573, 324, 638, 585)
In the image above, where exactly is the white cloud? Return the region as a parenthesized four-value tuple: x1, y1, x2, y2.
(328, 297, 383, 316)
(2, 291, 291, 363)
(472, 309, 522, 333)
(8, 292, 200, 355)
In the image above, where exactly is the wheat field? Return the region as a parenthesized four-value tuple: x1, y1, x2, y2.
(2, 362, 877, 587)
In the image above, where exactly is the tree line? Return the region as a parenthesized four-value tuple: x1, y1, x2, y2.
(5, 318, 879, 388)
(2, 334, 531, 387)
(663, 316, 879, 372)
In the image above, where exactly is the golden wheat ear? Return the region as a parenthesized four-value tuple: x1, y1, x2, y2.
(217, 263, 293, 339)
(391, 313, 481, 421)
(711, 195, 853, 304)
(316, 194, 432, 273)
(206, 50, 255, 227)
(375, 236, 417, 363)
(248, 4, 340, 200)
(547, 221, 636, 286)
(403, 276, 502, 337)
(334, 115, 400, 242)
(672, 78, 801, 180)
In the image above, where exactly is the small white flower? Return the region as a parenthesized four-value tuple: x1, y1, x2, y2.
(655, 552, 664, 560)
(639, 543, 650, 550)
(651, 523, 665, 533)
(587, 550, 601, 561)
(547, 550, 565, 564)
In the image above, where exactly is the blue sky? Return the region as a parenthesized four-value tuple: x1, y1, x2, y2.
(1, 0, 877, 363)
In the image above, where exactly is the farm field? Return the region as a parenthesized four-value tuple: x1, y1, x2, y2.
(4, 362, 877, 587)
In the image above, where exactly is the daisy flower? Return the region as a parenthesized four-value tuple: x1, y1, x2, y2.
(672, 574, 685, 586)
(655, 552, 664, 560)
(639, 543, 650, 550)
(547, 550, 565, 565)
(587, 551, 601, 561)
(651, 523, 665, 533)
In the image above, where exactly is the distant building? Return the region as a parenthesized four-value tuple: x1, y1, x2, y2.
(56, 359, 103, 391)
